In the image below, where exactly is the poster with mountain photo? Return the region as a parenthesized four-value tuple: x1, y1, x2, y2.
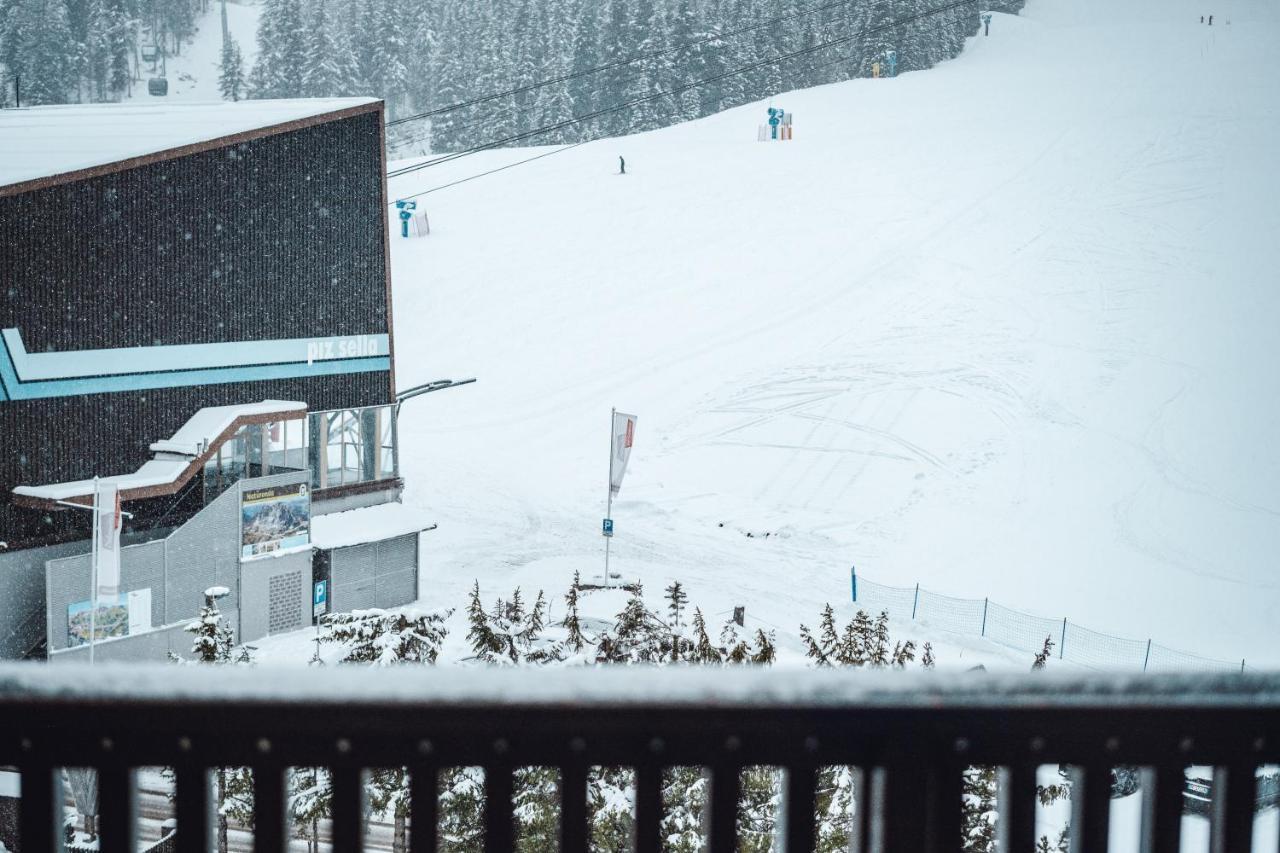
(241, 483, 310, 560)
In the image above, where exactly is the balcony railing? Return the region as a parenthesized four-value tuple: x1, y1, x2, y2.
(1, 665, 1277, 853)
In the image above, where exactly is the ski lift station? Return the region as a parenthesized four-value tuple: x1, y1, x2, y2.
(0, 99, 434, 662)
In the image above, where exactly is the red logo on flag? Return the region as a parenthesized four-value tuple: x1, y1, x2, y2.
(624, 419, 634, 448)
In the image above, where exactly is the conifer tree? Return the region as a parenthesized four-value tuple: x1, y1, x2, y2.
(836, 618, 864, 666)
(467, 580, 505, 662)
(370, 0, 408, 115)
(664, 580, 688, 630)
(187, 598, 236, 663)
(1033, 635, 1055, 670)
(922, 642, 936, 669)
(5, 0, 78, 104)
(891, 639, 916, 668)
(961, 766, 998, 852)
(868, 610, 892, 667)
(368, 767, 412, 853)
(300, 0, 343, 97)
(799, 603, 840, 665)
(563, 571, 587, 652)
(219, 35, 245, 101)
(689, 607, 721, 664)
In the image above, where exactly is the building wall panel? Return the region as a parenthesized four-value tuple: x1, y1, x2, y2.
(0, 107, 393, 553)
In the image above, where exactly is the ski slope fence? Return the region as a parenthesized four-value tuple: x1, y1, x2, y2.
(850, 569, 1248, 673)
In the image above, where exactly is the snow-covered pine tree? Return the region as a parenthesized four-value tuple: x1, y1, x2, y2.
(426, 3, 470, 151)
(322, 607, 450, 665)
(1033, 635, 1055, 670)
(219, 35, 245, 101)
(370, 0, 409, 116)
(836, 617, 864, 666)
(621, 0, 672, 133)
(587, 767, 634, 851)
(689, 607, 721, 664)
(601, 583, 668, 663)
(799, 603, 840, 665)
(595, 0, 631, 130)
(719, 617, 776, 664)
(467, 580, 506, 661)
(300, 0, 344, 97)
(186, 598, 236, 663)
(661, 766, 707, 852)
(868, 610, 892, 667)
(3, 0, 78, 104)
(922, 641, 936, 669)
(367, 767, 411, 853)
(562, 571, 587, 652)
(513, 765, 559, 849)
(737, 766, 781, 852)
(249, 0, 304, 98)
(664, 580, 688, 631)
(565, 0, 602, 138)
(961, 766, 997, 853)
(288, 768, 331, 853)
(437, 766, 485, 850)
(891, 639, 916, 668)
(84, 0, 113, 100)
(402, 0, 436, 116)
(665, 0, 710, 120)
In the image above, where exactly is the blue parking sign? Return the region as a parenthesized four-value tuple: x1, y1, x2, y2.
(602, 518, 614, 537)
(313, 580, 328, 617)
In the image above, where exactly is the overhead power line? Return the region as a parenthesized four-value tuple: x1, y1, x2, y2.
(387, 0, 985, 183)
(386, 0, 875, 130)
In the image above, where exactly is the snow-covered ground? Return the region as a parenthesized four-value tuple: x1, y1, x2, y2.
(365, 0, 1280, 673)
(124, 0, 260, 103)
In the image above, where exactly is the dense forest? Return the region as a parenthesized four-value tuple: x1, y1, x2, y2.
(0, 0, 1023, 152)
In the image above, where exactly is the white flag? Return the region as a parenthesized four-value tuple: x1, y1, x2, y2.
(609, 412, 638, 495)
(95, 482, 121, 602)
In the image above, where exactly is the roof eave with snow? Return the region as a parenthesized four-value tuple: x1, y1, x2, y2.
(0, 98, 383, 198)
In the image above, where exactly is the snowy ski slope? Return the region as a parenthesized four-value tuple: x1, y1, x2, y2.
(380, 0, 1280, 671)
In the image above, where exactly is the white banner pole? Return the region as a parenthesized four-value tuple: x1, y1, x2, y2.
(605, 407, 615, 589)
(89, 476, 99, 665)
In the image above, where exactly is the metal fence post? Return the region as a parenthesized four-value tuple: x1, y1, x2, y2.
(911, 584, 919, 620)
(981, 598, 988, 636)
(850, 566, 857, 602)
(1060, 618, 1067, 659)
(1143, 639, 1152, 672)
(1241, 659, 1246, 673)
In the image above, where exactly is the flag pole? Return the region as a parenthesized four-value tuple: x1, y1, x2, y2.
(89, 476, 99, 665)
(605, 407, 615, 589)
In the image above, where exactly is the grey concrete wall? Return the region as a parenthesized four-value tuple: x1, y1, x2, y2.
(43, 469, 307, 661)
(0, 539, 88, 658)
(239, 551, 312, 641)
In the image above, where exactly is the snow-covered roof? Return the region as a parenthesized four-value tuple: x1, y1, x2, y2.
(151, 399, 306, 457)
(311, 502, 436, 550)
(13, 399, 305, 501)
(0, 98, 380, 191)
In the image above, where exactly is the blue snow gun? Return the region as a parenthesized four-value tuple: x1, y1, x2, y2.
(395, 199, 417, 238)
(767, 107, 785, 139)
(885, 50, 898, 77)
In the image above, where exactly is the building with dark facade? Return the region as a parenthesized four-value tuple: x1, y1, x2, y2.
(0, 99, 430, 660)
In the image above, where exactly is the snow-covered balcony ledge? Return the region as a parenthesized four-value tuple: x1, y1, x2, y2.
(1, 666, 1277, 853)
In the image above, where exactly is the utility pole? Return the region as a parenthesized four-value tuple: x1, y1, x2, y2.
(221, 0, 229, 43)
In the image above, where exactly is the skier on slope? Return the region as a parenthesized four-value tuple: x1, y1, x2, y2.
(1209, 14, 1213, 24)
(619, 156, 626, 175)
